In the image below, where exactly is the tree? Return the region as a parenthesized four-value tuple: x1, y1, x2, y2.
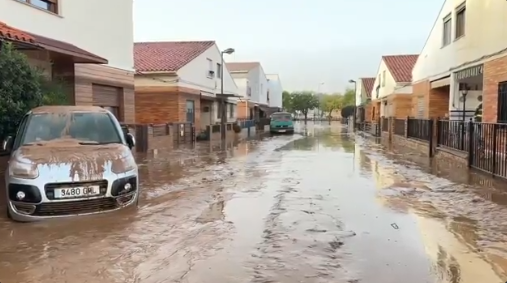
(39, 76, 71, 105)
(282, 90, 294, 113)
(0, 43, 43, 139)
(320, 93, 343, 122)
(341, 105, 355, 118)
(342, 88, 355, 106)
(290, 91, 320, 123)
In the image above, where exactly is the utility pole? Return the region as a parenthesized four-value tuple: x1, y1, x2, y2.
(220, 48, 235, 140)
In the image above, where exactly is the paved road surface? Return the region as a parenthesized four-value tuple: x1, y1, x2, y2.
(1, 122, 507, 282)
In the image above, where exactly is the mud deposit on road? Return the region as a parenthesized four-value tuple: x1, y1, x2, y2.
(2, 123, 507, 282)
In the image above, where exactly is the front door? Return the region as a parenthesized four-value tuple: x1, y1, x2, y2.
(186, 100, 195, 123)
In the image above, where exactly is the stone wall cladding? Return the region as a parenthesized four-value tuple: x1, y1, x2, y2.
(391, 135, 429, 156)
(434, 148, 468, 168)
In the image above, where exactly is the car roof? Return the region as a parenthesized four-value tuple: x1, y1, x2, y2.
(30, 106, 108, 114)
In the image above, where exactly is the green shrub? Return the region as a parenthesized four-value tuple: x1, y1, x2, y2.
(232, 123, 241, 133)
(0, 43, 43, 138)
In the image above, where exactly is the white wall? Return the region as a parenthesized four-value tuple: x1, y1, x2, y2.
(267, 74, 283, 108)
(413, 0, 507, 82)
(231, 65, 269, 105)
(0, 0, 134, 71)
(371, 60, 396, 99)
(178, 45, 238, 103)
(394, 85, 413, 94)
(233, 77, 249, 98)
(355, 79, 363, 105)
(256, 66, 269, 105)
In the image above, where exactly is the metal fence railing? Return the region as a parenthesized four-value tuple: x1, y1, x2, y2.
(381, 117, 388, 132)
(436, 120, 469, 152)
(393, 119, 405, 136)
(467, 122, 507, 178)
(357, 116, 507, 180)
(407, 118, 432, 142)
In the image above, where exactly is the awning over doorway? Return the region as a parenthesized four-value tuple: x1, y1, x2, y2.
(430, 76, 450, 89)
(0, 21, 107, 64)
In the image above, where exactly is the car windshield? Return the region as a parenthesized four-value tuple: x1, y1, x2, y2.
(21, 112, 122, 145)
(271, 114, 292, 120)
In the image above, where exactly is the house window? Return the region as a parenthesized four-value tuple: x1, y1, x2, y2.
(17, 0, 58, 14)
(216, 63, 221, 79)
(442, 15, 452, 46)
(417, 96, 424, 118)
(455, 3, 466, 39)
(229, 103, 234, 118)
(378, 74, 381, 88)
(186, 100, 195, 123)
(382, 71, 386, 87)
(207, 58, 213, 78)
(497, 81, 507, 123)
(247, 81, 251, 96)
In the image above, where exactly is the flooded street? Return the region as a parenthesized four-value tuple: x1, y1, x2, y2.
(2, 122, 507, 282)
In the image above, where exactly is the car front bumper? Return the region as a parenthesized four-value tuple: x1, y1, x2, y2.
(6, 169, 139, 222)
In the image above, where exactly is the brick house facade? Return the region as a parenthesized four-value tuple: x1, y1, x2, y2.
(483, 55, 507, 123)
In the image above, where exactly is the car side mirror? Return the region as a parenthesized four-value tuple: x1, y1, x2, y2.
(2, 136, 13, 152)
(125, 133, 135, 149)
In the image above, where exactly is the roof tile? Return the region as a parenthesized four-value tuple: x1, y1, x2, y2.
(134, 41, 215, 72)
(0, 21, 36, 45)
(361, 77, 375, 98)
(382, 54, 418, 83)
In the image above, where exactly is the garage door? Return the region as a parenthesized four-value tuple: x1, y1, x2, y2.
(92, 84, 121, 118)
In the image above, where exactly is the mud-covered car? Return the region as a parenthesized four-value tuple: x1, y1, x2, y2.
(2, 106, 138, 222)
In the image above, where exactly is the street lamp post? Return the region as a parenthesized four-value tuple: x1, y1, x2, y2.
(220, 48, 235, 140)
(348, 79, 357, 129)
(460, 86, 468, 150)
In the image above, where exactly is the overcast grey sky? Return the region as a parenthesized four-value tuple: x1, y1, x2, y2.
(134, 0, 442, 93)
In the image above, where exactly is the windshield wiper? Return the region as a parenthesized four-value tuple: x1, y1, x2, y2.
(78, 141, 120, 145)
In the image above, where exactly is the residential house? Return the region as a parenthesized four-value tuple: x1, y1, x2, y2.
(0, 0, 135, 123)
(133, 41, 239, 131)
(226, 62, 269, 120)
(370, 55, 418, 119)
(355, 77, 375, 122)
(266, 74, 283, 111)
(412, 0, 507, 122)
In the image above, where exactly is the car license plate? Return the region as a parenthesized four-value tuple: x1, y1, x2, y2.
(278, 130, 286, 132)
(54, 186, 100, 199)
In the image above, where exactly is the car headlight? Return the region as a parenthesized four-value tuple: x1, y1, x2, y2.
(9, 160, 39, 179)
(111, 155, 137, 174)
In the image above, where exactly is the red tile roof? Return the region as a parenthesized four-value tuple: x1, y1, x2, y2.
(0, 21, 106, 64)
(361, 77, 375, 98)
(382, 54, 418, 83)
(0, 21, 37, 45)
(134, 41, 215, 72)
(226, 62, 259, 72)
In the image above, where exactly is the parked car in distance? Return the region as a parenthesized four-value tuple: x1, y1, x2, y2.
(2, 106, 138, 222)
(270, 112, 294, 134)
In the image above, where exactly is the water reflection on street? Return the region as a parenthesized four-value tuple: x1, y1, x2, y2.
(1, 122, 507, 282)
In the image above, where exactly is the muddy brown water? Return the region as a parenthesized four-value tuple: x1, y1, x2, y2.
(1, 123, 507, 282)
